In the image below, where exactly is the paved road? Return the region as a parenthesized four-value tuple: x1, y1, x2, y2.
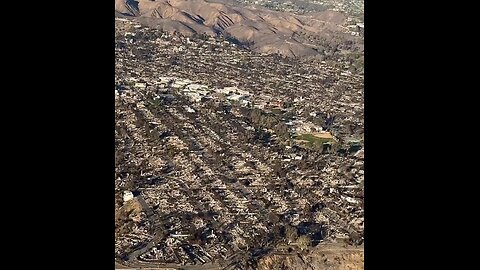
(121, 196, 224, 269)
(117, 245, 364, 269)
(120, 195, 363, 269)
(116, 262, 222, 270)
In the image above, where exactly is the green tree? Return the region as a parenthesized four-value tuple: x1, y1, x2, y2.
(296, 235, 311, 250)
(285, 225, 298, 245)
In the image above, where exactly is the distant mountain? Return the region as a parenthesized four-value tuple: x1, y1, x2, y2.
(115, 0, 360, 58)
(115, 0, 140, 16)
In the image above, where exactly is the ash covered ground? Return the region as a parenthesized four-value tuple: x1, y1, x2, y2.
(115, 17, 363, 269)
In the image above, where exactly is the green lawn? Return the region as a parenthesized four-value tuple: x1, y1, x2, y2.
(270, 108, 284, 115)
(295, 133, 335, 148)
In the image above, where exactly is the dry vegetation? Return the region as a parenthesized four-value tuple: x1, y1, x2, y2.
(115, 0, 363, 58)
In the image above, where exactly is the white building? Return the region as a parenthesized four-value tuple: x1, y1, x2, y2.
(123, 191, 134, 202)
(134, 82, 146, 88)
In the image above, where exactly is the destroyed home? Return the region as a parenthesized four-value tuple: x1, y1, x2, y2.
(115, 13, 363, 269)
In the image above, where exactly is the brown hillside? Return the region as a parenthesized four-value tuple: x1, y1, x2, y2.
(115, 0, 360, 57)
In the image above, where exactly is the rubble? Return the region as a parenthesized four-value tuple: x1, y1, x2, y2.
(115, 16, 363, 269)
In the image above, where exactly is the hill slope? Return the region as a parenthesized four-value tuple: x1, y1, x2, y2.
(115, 0, 361, 57)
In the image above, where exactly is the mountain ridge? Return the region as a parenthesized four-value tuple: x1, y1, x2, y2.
(115, 0, 361, 58)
